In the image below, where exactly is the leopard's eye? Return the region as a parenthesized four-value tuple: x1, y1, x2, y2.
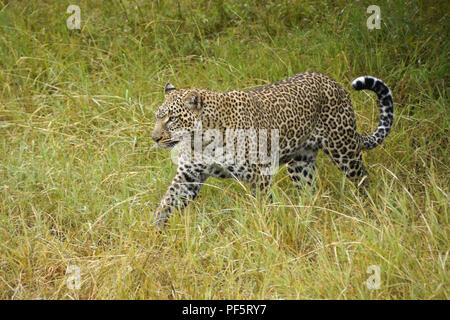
(167, 115, 176, 122)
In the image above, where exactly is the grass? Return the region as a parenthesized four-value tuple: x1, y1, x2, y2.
(0, 0, 448, 299)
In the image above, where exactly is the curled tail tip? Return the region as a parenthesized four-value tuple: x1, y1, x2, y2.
(351, 76, 367, 90)
(352, 75, 392, 101)
(351, 75, 382, 91)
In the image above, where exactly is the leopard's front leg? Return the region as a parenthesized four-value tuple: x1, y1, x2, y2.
(154, 163, 208, 227)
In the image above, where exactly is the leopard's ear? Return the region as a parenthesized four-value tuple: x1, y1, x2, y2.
(164, 82, 176, 94)
(184, 91, 202, 114)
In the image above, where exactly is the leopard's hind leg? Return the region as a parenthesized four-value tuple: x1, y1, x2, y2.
(321, 101, 369, 189)
(324, 145, 368, 188)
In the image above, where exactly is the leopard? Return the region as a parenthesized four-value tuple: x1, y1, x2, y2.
(152, 72, 393, 227)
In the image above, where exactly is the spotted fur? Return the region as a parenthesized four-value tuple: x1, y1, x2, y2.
(152, 72, 393, 226)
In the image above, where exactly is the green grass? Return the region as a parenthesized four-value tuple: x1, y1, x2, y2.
(0, 0, 448, 299)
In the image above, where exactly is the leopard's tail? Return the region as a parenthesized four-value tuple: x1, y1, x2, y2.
(352, 76, 394, 150)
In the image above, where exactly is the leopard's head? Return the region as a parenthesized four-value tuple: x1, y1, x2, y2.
(152, 83, 203, 149)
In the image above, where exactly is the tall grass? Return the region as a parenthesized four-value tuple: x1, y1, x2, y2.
(0, 0, 448, 299)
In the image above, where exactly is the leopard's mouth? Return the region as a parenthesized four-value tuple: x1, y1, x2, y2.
(158, 139, 180, 149)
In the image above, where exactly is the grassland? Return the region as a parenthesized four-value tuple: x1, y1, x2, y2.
(0, 0, 448, 299)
